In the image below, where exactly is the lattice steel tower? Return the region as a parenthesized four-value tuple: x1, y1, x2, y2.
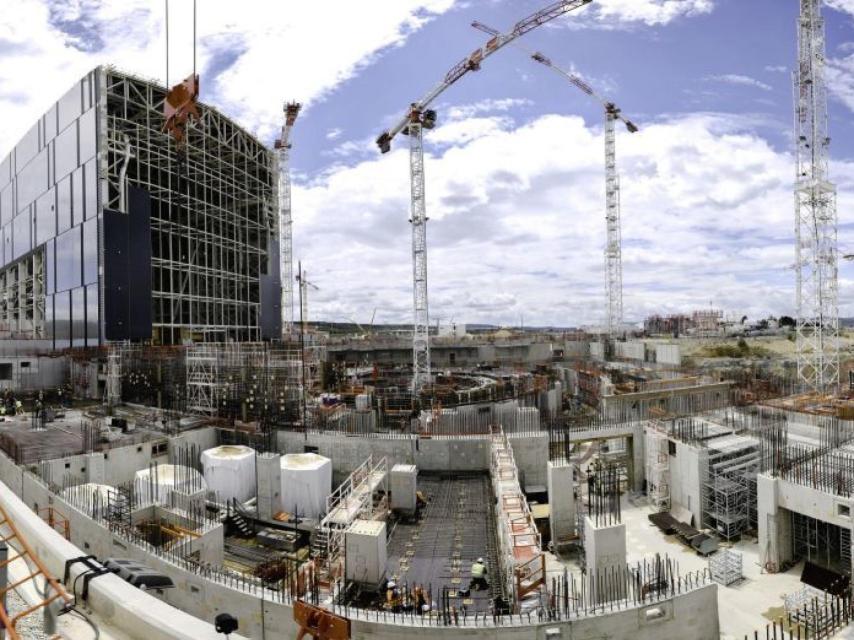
(604, 105, 624, 337)
(794, 0, 839, 392)
(408, 110, 431, 392)
(276, 102, 301, 337)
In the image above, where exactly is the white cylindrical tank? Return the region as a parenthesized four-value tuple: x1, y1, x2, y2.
(134, 464, 207, 506)
(201, 445, 256, 503)
(280, 453, 332, 519)
(61, 482, 116, 519)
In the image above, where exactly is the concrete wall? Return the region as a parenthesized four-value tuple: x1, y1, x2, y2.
(0, 433, 720, 640)
(758, 474, 854, 574)
(277, 431, 548, 491)
(36, 438, 170, 487)
(668, 441, 705, 527)
(0, 354, 67, 392)
(0, 477, 241, 639)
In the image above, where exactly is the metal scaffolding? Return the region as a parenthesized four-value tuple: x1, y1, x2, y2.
(0, 249, 45, 340)
(794, 0, 839, 392)
(702, 436, 760, 541)
(103, 68, 279, 344)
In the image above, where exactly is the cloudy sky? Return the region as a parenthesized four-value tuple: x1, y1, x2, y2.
(2, 0, 854, 328)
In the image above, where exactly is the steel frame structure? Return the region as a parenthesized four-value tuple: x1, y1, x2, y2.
(794, 0, 839, 392)
(102, 68, 279, 344)
(0, 249, 45, 340)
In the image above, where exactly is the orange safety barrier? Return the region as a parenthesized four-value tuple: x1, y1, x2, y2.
(38, 507, 70, 541)
(294, 601, 350, 640)
(0, 503, 74, 639)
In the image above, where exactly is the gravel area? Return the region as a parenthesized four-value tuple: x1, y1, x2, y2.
(5, 588, 47, 639)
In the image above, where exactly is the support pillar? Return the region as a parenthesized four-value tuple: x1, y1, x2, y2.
(584, 515, 626, 603)
(85, 453, 105, 484)
(257, 452, 282, 521)
(547, 460, 575, 549)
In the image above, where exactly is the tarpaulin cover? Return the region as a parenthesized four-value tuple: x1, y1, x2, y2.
(201, 445, 256, 503)
(280, 453, 332, 519)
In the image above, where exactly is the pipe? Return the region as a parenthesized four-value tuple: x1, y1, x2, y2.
(118, 135, 134, 213)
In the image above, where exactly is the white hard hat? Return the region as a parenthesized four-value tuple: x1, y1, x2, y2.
(477, 557, 484, 563)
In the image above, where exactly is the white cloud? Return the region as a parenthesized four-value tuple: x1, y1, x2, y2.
(293, 109, 854, 327)
(765, 65, 787, 73)
(445, 98, 532, 121)
(827, 0, 854, 16)
(0, 0, 459, 153)
(581, 0, 714, 27)
(827, 54, 854, 112)
(326, 128, 343, 141)
(707, 74, 773, 92)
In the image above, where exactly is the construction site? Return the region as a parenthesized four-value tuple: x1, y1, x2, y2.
(0, 0, 850, 639)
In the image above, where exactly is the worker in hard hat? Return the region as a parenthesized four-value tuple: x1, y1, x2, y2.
(385, 579, 402, 611)
(470, 557, 488, 591)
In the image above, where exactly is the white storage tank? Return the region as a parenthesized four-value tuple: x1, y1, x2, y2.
(201, 445, 256, 503)
(134, 464, 207, 506)
(280, 453, 332, 519)
(61, 482, 116, 519)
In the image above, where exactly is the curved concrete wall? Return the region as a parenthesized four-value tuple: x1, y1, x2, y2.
(0, 437, 718, 640)
(0, 481, 244, 640)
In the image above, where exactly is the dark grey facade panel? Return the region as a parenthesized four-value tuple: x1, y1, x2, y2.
(102, 187, 152, 341)
(260, 237, 282, 340)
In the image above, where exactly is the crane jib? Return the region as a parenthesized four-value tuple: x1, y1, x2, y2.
(377, 0, 593, 151)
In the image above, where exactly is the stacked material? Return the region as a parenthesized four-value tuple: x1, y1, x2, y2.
(280, 453, 332, 519)
(134, 464, 207, 506)
(201, 445, 256, 503)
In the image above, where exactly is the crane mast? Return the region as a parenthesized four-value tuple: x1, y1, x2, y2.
(377, 0, 593, 394)
(794, 0, 838, 392)
(603, 105, 623, 337)
(276, 102, 301, 337)
(479, 34, 637, 338)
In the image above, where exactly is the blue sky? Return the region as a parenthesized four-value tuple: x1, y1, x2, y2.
(3, 0, 854, 328)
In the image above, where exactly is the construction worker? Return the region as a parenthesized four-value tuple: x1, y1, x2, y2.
(470, 558, 488, 591)
(385, 580, 401, 611)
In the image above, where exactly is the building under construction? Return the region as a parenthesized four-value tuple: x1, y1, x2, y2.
(0, 66, 281, 349)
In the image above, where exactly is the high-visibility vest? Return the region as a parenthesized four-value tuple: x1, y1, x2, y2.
(472, 562, 485, 578)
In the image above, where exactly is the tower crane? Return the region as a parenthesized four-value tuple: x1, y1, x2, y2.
(473, 21, 637, 339)
(376, 0, 593, 393)
(794, 0, 838, 392)
(296, 261, 319, 424)
(275, 102, 301, 337)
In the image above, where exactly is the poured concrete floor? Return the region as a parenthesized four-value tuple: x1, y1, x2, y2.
(547, 495, 808, 640)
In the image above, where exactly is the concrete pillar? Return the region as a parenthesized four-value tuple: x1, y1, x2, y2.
(547, 460, 575, 549)
(584, 515, 627, 603)
(84, 453, 105, 484)
(256, 452, 282, 521)
(757, 473, 792, 572)
(630, 424, 645, 492)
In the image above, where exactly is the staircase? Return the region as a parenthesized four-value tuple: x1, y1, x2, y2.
(226, 499, 255, 538)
